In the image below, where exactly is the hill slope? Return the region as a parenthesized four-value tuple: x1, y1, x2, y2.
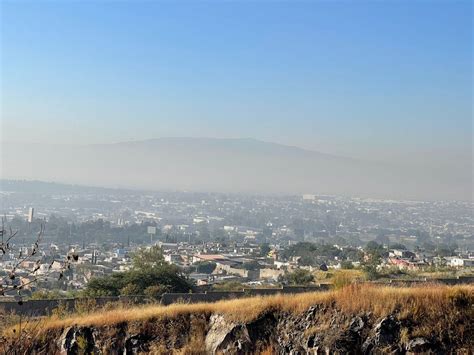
(3, 284, 473, 353)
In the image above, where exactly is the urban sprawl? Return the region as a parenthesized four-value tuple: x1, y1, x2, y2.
(1, 181, 473, 299)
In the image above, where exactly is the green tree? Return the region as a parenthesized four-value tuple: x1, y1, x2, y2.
(282, 242, 342, 266)
(84, 267, 193, 297)
(259, 243, 271, 257)
(84, 273, 125, 296)
(120, 283, 141, 295)
(390, 243, 406, 250)
(436, 243, 457, 257)
(340, 260, 354, 269)
(132, 245, 166, 270)
(365, 241, 385, 262)
(194, 261, 216, 274)
(363, 263, 380, 281)
(281, 269, 314, 285)
(144, 285, 170, 300)
(242, 260, 261, 270)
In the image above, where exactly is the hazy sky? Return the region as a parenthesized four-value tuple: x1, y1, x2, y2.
(1, 0, 472, 163)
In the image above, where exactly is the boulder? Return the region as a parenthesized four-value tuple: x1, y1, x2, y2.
(406, 337, 432, 353)
(205, 314, 252, 353)
(362, 315, 400, 353)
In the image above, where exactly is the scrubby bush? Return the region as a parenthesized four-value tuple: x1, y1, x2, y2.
(280, 269, 314, 285)
(340, 260, 354, 269)
(144, 285, 170, 300)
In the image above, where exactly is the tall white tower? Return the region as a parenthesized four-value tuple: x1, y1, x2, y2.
(28, 207, 35, 223)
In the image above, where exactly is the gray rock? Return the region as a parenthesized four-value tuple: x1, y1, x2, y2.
(59, 326, 97, 355)
(374, 315, 400, 345)
(306, 306, 317, 321)
(362, 315, 400, 353)
(349, 316, 365, 334)
(205, 314, 252, 353)
(407, 337, 432, 353)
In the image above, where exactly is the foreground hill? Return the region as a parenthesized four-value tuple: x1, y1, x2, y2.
(2, 138, 470, 200)
(3, 284, 473, 354)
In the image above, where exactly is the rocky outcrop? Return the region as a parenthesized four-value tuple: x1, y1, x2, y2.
(58, 326, 98, 355)
(7, 306, 472, 354)
(362, 315, 401, 354)
(205, 314, 247, 353)
(406, 337, 433, 354)
(202, 307, 467, 354)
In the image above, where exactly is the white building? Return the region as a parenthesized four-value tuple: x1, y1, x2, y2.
(446, 257, 474, 267)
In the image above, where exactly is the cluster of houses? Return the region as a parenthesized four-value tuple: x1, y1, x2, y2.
(1, 238, 474, 298)
(387, 248, 474, 270)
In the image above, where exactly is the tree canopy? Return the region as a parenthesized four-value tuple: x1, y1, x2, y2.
(131, 245, 167, 270)
(280, 269, 315, 285)
(84, 246, 193, 297)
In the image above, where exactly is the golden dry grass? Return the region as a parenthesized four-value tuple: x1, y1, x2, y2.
(5, 283, 473, 337)
(314, 268, 364, 281)
(330, 269, 365, 288)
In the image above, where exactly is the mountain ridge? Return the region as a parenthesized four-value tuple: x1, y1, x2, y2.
(96, 137, 354, 161)
(1, 137, 471, 201)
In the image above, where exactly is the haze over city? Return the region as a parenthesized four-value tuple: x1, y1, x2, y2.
(1, 0, 472, 201)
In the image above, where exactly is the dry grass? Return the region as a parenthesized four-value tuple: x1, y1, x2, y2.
(5, 284, 473, 337)
(330, 269, 364, 288)
(314, 268, 364, 282)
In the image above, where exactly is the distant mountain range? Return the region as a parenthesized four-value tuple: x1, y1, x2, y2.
(1, 138, 471, 201)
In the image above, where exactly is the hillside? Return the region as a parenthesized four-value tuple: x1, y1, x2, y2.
(2, 138, 470, 201)
(2, 284, 473, 354)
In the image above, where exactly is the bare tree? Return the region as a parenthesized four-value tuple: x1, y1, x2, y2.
(0, 217, 78, 302)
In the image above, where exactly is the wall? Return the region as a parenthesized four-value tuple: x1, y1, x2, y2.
(1, 277, 471, 317)
(0, 286, 329, 316)
(160, 285, 329, 305)
(0, 296, 144, 317)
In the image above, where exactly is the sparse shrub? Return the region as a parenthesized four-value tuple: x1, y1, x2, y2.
(340, 260, 354, 269)
(172, 316, 208, 354)
(76, 335, 87, 351)
(362, 263, 380, 280)
(74, 298, 97, 316)
(51, 301, 69, 319)
(281, 269, 314, 285)
(30, 290, 64, 300)
(144, 285, 169, 300)
(120, 283, 142, 296)
(400, 327, 410, 346)
(102, 301, 122, 312)
(332, 270, 355, 289)
(449, 288, 471, 309)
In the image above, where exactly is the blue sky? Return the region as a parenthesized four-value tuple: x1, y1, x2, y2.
(1, 0, 472, 163)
